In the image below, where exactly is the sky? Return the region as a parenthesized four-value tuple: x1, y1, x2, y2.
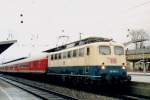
(0, 0, 150, 62)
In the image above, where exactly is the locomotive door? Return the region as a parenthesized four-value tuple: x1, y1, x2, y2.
(85, 47, 90, 73)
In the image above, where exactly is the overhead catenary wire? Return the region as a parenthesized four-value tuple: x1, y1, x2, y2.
(124, 0, 150, 12)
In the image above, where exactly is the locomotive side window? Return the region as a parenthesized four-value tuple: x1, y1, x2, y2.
(99, 46, 111, 55)
(51, 55, 53, 60)
(87, 47, 90, 55)
(114, 46, 124, 55)
(73, 49, 78, 57)
(58, 53, 61, 59)
(63, 52, 67, 59)
(79, 48, 84, 57)
(54, 54, 57, 60)
(71, 51, 73, 58)
(67, 51, 71, 58)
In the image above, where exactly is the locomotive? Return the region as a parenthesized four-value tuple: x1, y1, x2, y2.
(0, 37, 131, 84)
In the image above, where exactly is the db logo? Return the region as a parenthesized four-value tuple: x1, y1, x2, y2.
(108, 58, 117, 64)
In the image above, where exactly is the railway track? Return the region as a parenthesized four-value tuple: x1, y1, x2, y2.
(1, 74, 150, 100)
(0, 75, 77, 100)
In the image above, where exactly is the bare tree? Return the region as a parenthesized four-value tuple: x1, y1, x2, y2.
(128, 29, 149, 49)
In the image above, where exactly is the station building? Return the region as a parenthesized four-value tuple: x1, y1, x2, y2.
(126, 48, 150, 72)
(0, 40, 17, 60)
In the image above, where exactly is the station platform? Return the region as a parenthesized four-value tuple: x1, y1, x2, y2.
(128, 72, 150, 83)
(0, 77, 41, 100)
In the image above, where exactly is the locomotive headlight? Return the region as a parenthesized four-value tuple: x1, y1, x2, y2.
(122, 63, 126, 69)
(101, 66, 105, 70)
(101, 62, 105, 70)
(122, 66, 126, 69)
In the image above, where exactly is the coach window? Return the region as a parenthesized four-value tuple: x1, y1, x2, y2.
(79, 48, 84, 57)
(87, 47, 90, 55)
(99, 46, 111, 55)
(114, 46, 124, 55)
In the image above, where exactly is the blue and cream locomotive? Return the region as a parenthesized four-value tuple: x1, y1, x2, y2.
(45, 37, 131, 84)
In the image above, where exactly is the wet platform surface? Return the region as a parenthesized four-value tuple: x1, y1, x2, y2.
(0, 77, 41, 100)
(128, 72, 150, 83)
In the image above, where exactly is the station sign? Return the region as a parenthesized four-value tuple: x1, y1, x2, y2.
(126, 54, 150, 60)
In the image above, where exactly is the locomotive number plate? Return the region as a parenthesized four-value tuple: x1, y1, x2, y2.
(110, 70, 119, 73)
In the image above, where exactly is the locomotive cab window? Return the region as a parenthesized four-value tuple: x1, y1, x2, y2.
(99, 46, 111, 55)
(114, 46, 124, 55)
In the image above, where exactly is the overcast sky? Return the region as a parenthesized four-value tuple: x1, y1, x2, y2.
(0, 0, 150, 62)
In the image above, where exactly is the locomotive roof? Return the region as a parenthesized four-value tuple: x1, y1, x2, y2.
(44, 37, 112, 53)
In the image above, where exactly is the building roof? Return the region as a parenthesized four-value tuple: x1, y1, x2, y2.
(126, 48, 150, 55)
(2, 57, 27, 64)
(0, 40, 17, 54)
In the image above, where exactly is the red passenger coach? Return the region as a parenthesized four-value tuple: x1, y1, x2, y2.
(29, 57, 48, 73)
(0, 56, 48, 74)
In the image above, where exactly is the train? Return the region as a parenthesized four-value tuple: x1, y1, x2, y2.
(0, 37, 131, 84)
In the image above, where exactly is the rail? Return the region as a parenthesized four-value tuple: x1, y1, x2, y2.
(0, 74, 150, 100)
(0, 75, 77, 100)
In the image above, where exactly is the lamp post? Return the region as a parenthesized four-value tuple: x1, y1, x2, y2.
(143, 48, 146, 73)
(56, 30, 70, 47)
(79, 33, 83, 40)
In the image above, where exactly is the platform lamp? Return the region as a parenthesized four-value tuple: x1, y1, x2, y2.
(56, 30, 70, 47)
(79, 33, 85, 40)
(20, 13, 23, 23)
(126, 29, 135, 71)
